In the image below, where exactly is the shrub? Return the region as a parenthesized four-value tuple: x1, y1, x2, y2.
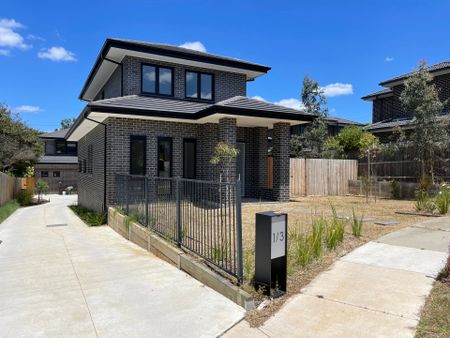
(351, 208, 363, 238)
(325, 205, 345, 250)
(69, 205, 107, 226)
(244, 250, 254, 282)
(434, 185, 450, 215)
(311, 217, 325, 258)
(289, 227, 313, 267)
(16, 189, 33, 206)
(415, 190, 436, 213)
(391, 180, 401, 199)
(36, 179, 49, 203)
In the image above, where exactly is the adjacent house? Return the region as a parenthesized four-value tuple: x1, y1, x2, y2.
(362, 61, 450, 141)
(291, 115, 362, 137)
(66, 38, 315, 212)
(35, 128, 78, 193)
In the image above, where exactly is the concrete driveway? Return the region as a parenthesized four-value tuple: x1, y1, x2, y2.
(0, 195, 244, 337)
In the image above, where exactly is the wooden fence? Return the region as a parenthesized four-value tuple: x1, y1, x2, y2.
(0, 172, 20, 205)
(289, 158, 358, 196)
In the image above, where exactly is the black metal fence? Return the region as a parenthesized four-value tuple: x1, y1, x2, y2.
(114, 173, 243, 282)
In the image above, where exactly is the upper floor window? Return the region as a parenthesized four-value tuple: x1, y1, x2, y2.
(141, 64, 173, 96)
(185, 71, 213, 101)
(54, 140, 77, 156)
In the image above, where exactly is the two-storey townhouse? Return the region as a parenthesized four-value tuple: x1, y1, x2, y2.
(362, 61, 450, 142)
(35, 128, 78, 193)
(66, 39, 315, 212)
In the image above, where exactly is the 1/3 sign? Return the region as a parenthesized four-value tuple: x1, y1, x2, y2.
(271, 217, 286, 259)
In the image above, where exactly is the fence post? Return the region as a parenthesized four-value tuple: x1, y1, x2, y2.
(235, 179, 244, 284)
(125, 175, 129, 214)
(145, 176, 149, 226)
(176, 177, 182, 247)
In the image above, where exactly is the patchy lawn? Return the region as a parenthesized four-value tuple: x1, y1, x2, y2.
(415, 266, 450, 338)
(0, 200, 19, 224)
(241, 195, 431, 327)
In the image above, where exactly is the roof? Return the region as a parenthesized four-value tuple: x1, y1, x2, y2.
(37, 155, 78, 164)
(364, 114, 449, 132)
(39, 128, 70, 139)
(67, 95, 316, 140)
(361, 88, 393, 101)
(325, 115, 363, 126)
(79, 38, 271, 101)
(379, 61, 450, 86)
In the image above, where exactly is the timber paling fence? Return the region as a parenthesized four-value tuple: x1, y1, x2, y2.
(289, 158, 358, 196)
(114, 173, 243, 281)
(0, 172, 21, 205)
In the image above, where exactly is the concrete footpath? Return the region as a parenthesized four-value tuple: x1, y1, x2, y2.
(0, 195, 244, 337)
(224, 217, 450, 338)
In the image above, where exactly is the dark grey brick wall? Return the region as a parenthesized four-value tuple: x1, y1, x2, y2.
(77, 123, 105, 212)
(271, 122, 290, 202)
(95, 66, 122, 100)
(122, 56, 246, 102)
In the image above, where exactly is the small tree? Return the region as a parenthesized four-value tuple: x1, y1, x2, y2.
(290, 76, 329, 158)
(399, 61, 447, 183)
(210, 142, 239, 182)
(36, 179, 49, 203)
(58, 118, 76, 130)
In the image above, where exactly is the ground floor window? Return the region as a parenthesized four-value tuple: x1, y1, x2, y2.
(53, 171, 60, 177)
(183, 139, 196, 179)
(130, 135, 146, 175)
(41, 171, 48, 178)
(158, 137, 172, 177)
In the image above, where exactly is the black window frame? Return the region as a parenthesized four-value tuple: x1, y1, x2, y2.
(183, 138, 197, 179)
(157, 137, 173, 177)
(53, 171, 60, 178)
(41, 171, 48, 178)
(185, 70, 214, 101)
(129, 135, 147, 176)
(141, 63, 174, 97)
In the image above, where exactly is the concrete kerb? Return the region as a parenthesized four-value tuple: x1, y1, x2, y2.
(108, 207, 254, 310)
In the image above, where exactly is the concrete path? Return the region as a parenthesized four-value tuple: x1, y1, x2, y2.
(0, 195, 244, 338)
(224, 217, 449, 338)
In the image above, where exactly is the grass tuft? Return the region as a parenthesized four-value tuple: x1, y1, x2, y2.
(69, 205, 107, 226)
(351, 208, 363, 238)
(0, 200, 20, 224)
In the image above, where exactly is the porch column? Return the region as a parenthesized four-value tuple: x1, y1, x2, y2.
(218, 117, 237, 182)
(255, 127, 268, 192)
(272, 122, 290, 201)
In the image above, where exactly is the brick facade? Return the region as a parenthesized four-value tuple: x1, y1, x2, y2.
(271, 122, 290, 202)
(372, 73, 450, 123)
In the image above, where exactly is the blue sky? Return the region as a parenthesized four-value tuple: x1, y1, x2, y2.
(1, 0, 450, 131)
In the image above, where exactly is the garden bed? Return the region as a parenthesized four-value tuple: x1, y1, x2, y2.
(69, 205, 107, 226)
(0, 200, 19, 224)
(241, 195, 431, 326)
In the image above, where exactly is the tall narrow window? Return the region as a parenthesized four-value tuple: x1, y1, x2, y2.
(185, 71, 213, 100)
(142, 64, 173, 96)
(158, 137, 172, 177)
(130, 136, 146, 175)
(183, 139, 196, 179)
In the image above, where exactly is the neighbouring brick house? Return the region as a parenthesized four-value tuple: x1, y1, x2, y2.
(35, 128, 78, 193)
(66, 38, 315, 212)
(362, 61, 450, 142)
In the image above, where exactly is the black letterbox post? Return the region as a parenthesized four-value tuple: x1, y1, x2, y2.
(254, 211, 287, 296)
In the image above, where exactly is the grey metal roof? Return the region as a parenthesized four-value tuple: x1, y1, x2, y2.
(364, 115, 449, 131)
(37, 155, 78, 164)
(361, 88, 393, 100)
(39, 128, 70, 139)
(112, 38, 271, 71)
(89, 95, 211, 114)
(215, 96, 314, 116)
(380, 61, 450, 86)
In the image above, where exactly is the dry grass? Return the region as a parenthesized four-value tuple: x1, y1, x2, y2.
(241, 195, 432, 327)
(415, 267, 450, 338)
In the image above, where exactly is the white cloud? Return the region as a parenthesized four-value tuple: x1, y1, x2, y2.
(0, 18, 30, 51)
(320, 83, 353, 97)
(27, 34, 45, 42)
(0, 49, 10, 56)
(274, 98, 305, 110)
(38, 46, 76, 62)
(179, 41, 207, 53)
(385, 56, 394, 62)
(15, 105, 42, 113)
(251, 96, 267, 102)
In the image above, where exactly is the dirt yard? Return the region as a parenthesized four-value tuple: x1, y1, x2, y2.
(241, 195, 432, 326)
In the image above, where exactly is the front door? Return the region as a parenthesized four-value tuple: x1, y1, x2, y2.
(236, 142, 245, 196)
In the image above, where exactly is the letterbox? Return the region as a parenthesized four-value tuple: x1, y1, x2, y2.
(254, 211, 287, 297)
